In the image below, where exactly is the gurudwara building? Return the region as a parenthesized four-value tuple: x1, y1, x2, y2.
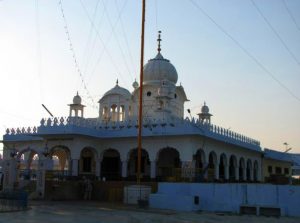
(0, 35, 292, 198)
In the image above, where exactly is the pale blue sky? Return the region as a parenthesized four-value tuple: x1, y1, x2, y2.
(0, 0, 299, 154)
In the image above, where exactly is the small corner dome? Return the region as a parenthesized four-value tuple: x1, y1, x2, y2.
(100, 82, 131, 101)
(201, 103, 210, 113)
(73, 92, 82, 104)
(143, 52, 178, 85)
(132, 79, 139, 89)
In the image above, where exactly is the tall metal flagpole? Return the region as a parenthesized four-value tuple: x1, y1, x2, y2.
(137, 0, 146, 185)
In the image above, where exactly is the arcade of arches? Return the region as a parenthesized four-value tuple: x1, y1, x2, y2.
(14, 146, 261, 183)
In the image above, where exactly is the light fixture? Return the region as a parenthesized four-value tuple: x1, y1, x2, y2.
(10, 145, 17, 158)
(43, 143, 50, 157)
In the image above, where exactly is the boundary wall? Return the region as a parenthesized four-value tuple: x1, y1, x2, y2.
(149, 183, 300, 217)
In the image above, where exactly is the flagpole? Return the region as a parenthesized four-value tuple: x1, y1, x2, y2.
(137, 0, 146, 185)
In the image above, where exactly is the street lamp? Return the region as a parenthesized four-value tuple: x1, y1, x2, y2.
(283, 142, 292, 153)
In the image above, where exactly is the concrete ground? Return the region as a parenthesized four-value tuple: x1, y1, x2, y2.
(0, 201, 299, 223)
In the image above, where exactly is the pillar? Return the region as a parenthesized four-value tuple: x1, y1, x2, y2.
(235, 166, 239, 181)
(95, 159, 101, 178)
(257, 165, 262, 182)
(117, 105, 120, 122)
(121, 160, 128, 178)
(203, 162, 209, 180)
(44, 156, 54, 170)
(3, 159, 17, 190)
(36, 159, 46, 198)
(124, 105, 129, 120)
(181, 161, 193, 180)
(243, 167, 246, 181)
(150, 160, 156, 179)
(72, 159, 79, 176)
(250, 167, 253, 181)
(214, 162, 219, 180)
(224, 164, 229, 180)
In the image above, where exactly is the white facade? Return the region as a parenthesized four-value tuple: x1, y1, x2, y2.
(1, 36, 264, 195)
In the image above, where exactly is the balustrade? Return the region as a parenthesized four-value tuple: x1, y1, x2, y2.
(5, 116, 260, 148)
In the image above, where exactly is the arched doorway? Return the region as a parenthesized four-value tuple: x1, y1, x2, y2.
(17, 149, 39, 181)
(229, 155, 237, 181)
(219, 153, 227, 181)
(208, 151, 217, 181)
(156, 147, 180, 181)
(127, 148, 150, 181)
(194, 149, 205, 169)
(193, 149, 206, 181)
(101, 149, 121, 180)
(49, 146, 71, 178)
(80, 147, 96, 176)
(239, 158, 245, 181)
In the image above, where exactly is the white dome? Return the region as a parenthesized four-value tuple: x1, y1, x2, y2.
(143, 53, 178, 85)
(73, 92, 82, 104)
(101, 83, 131, 101)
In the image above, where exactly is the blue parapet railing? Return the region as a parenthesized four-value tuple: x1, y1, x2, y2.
(4, 116, 261, 152)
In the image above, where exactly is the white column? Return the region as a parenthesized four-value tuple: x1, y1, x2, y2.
(235, 166, 239, 181)
(250, 167, 253, 181)
(150, 160, 157, 179)
(3, 159, 17, 190)
(36, 159, 46, 198)
(44, 157, 54, 170)
(257, 165, 262, 182)
(124, 105, 129, 120)
(95, 159, 101, 178)
(243, 168, 247, 181)
(203, 162, 209, 180)
(181, 161, 193, 180)
(214, 162, 219, 180)
(121, 160, 128, 178)
(117, 105, 120, 122)
(72, 159, 79, 176)
(224, 165, 229, 180)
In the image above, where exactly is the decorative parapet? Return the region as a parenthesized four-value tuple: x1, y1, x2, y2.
(200, 121, 260, 146)
(4, 116, 261, 151)
(182, 117, 260, 149)
(5, 126, 38, 135)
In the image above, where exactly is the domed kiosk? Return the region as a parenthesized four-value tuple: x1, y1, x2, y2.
(99, 80, 131, 122)
(197, 102, 212, 124)
(69, 92, 85, 117)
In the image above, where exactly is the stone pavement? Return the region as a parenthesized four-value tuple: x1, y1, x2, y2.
(0, 201, 299, 223)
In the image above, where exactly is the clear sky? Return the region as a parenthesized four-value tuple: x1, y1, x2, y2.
(0, 0, 299, 155)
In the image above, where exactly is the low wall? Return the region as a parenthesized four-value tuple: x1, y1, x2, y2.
(149, 183, 300, 217)
(44, 180, 157, 202)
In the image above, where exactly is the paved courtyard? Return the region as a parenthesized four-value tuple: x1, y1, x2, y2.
(0, 201, 299, 223)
